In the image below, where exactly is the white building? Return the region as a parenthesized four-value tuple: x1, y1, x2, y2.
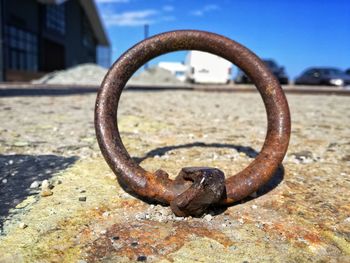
(185, 51, 232, 84)
(158, 62, 187, 82)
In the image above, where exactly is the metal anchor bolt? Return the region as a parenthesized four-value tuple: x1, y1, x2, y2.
(95, 30, 291, 217)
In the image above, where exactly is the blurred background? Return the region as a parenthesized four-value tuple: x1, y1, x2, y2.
(0, 0, 349, 87)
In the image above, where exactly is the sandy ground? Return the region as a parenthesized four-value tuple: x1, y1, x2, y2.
(0, 87, 349, 262)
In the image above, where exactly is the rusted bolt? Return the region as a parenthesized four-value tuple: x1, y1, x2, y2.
(170, 167, 226, 217)
(95, 30, 291, 217)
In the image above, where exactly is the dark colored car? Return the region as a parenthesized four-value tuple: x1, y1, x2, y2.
(234, 59, 289, 84)
(295, 67, 350, 86)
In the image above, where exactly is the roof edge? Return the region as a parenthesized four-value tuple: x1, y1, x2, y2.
(79, 0, 110, 46)
(38, 0, 110, 46)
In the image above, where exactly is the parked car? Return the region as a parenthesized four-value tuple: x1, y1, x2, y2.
(234, 59, 289, 84)
(295, 67, 350, 86)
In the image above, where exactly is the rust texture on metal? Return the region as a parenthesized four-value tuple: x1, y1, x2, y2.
(95, 30, 291, 217)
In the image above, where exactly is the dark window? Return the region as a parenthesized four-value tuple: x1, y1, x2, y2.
(81, 15, 96, 62)
(41, 39, 65, 71)
(82, 16, 94, 49)
(46, 4, 66, 34)
(4, 25, 38, 71)
(322, 68, 343, 76)
(306, 69, 320, 78)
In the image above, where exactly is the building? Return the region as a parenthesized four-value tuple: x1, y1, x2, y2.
(185, 51, 232, 84)
(0, 0, 110, 82)
(158, 62, 187, 82)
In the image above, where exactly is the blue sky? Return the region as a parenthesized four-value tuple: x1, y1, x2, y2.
(95, 0, 350, 78)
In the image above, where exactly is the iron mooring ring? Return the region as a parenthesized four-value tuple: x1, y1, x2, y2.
(95, 30, 291, 217)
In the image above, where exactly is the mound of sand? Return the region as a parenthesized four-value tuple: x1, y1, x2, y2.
(128, 66, 183, 86)
(32, 64, 184, 86)
(31, 64, 108, 86)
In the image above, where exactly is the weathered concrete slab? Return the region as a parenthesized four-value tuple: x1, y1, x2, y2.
(0, 90, 349, 262)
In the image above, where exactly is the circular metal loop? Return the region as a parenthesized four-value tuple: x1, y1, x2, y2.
(95, 30, 291, 216)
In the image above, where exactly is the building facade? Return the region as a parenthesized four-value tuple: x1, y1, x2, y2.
(0, 0, 110, 82)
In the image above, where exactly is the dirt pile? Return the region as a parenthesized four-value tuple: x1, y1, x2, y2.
(128, 66, 183, 86)
(31, 63, 108, 86)
(32, 64, 183, 86)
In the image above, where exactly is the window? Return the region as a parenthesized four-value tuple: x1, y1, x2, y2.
(46, 4, 66, 34)
(82, 16, 94, 49)
(322, 68, 343, 76)
(97, 45, 111, 68)
(4, 25, 38, 71)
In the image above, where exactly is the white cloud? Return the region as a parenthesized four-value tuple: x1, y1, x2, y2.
(191, 4, 219, 16)
(103, 10, 159, 26)
(162, 15, 175, 22)
(191, 10, 203, 16)
(95, 0, 130, 3)
(163, 5, 174, 12)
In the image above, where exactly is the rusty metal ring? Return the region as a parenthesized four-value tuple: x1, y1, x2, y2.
(95, 30, 291, 217)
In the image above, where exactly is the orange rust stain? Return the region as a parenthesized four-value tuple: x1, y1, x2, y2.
(78, 226, 94, 244)
(118, 199, 143, 208)
(263, 222, 321, 245)
(84, 220, 233, 262)
(303, 232, 322, 244)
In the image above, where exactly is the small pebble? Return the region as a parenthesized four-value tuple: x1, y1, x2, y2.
(203, 214, 213, 222)
(19, 222, 28, 229)
(40, 179, 54, 196)
(137, 255, 147, 262)
(251, 205, 258, 209)
(102, 211, 110, 217)
(30, 181, 40, 189)
(2, 179, 7, 184)
(8, 160, 14, 165)
(249, 192, 257, 198)
(229, 245, 237, 251)
(79, 196, 87, 202)
(131, 241, 138, 247)
(41, 179, 50, 189)
(41, 189, 53, 197)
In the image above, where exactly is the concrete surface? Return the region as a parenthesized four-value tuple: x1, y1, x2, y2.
(0, 88, 349, 262)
